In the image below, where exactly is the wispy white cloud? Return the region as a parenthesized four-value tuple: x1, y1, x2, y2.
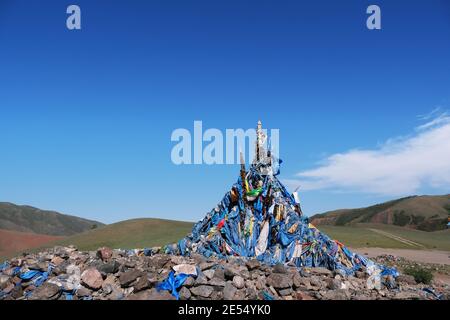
(287, 110, 450, 196)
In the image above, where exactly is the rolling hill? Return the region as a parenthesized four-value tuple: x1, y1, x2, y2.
(47, 219, 450, 254)
(310, 195, 450, 231)
(52, 218, 194, 251)
(318, 224, 450, 251)
(0, 202, 104, 236)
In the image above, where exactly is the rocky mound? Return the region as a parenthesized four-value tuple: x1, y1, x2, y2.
(0, 246, 448, 300)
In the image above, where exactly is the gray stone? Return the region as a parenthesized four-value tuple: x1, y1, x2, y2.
(322, 289, 350, 300)
(209, 278, 226, 287)
(213, 268, 225, 280)
(272, 263, 287, 274)
(326, 278, 342, 290)
(309, 267, 333, 276)
(293, 274, 310, 289)
(223, 281, 237, 300)
(183, 276, 195, 287)
(97, 261, 120, 275)
(203, 269, 215, 280)
(295, 291, 316, 300)
(194, 275, 209, 286)
(278, 288, 293, 296)
(3, 283, 14, 294)
(232, 276, 245, 289)
(256, 276, 266, 290)
(199, 261, 215, 271)
(148, 255, 171, 269)
(119, 269, 142, 287)
(190, 285, 214, 298)
(108, 288, 125, 300)
(173, 264, 197, 277)
(266, 273, 293, 289)
(134, 275, 150, 292)
(190, 253, 207, 264)
(240, 270, 251, 280)
(224, 266, 240, 280)
(246, 259, 261, 270)
(179, 287, 191, 300)
(76, 286, 92, 297)
(10, 286, 23, 299)
(246, 287, 258, 300)
(29, 283, 61, 300)
(310, 276, 322, 288)
(102, 283, 114, 295)
(127, 288, 175, 300)
(234, 289, 246, 300)
(211, 290, 224, 300)
(29, 262, 48, 272)
(0, 275, 9, 289)
(125, 260, 136, 268)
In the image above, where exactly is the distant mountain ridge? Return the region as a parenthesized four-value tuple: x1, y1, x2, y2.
(0, 202, 104, 236)
(310, 194, 450, 232)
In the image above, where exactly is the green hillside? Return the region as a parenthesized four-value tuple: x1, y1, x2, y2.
(0, 202, 104, 236)
(318, 224, 450, 251)
(4, 218, 449, 262)
(52, 218, 194, 251)
(311, 195, 450, 231)
(50, 220, 450, 253)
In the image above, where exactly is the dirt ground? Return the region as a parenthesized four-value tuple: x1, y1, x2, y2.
(352, 247, 450, 265)
(0, 229, 63, 260)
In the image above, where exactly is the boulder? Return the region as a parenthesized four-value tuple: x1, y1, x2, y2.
(246, 259, 261, 270)
(266, 273, 293, 289)
(232, 276, 245, 289)
(29, 283, 61, 300)
(209, 278, 226, 287)
(50, 256, 65, 266)
(119, 269, 142, 287)
(97, 261, 120, 275)
(183, 276, 195, 287)
(322, 289, 350, 300)
(325, 278, 342, 290)
(190, 285, 214, 298)
(134, 275, 151, 292)
(173, 264, 197, 277)
(309, 267, 333, 277)
(97, 247, 113, 261)
(81, 268, 103, 290)
(179, 287, 192, 300)
(272, 264, 287, 274)
(203, 269, 215, 280)
(223, 281, 237, 300)
(128, 288, 175, 300)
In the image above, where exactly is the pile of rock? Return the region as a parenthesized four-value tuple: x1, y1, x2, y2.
(0, 246, 448, 300)
(373, 255, 450, 276)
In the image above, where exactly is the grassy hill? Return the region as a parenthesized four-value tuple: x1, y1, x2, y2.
(2, 218, 449, 262)
(52, 218, 194, 251)
(0, 202, 104, 236)
(318, 224, 450, 251)
(39, 220, 450, 255)
(311, 195, 450, 231)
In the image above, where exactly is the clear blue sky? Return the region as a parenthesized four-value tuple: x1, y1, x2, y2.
(1, 0, 449, 223)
